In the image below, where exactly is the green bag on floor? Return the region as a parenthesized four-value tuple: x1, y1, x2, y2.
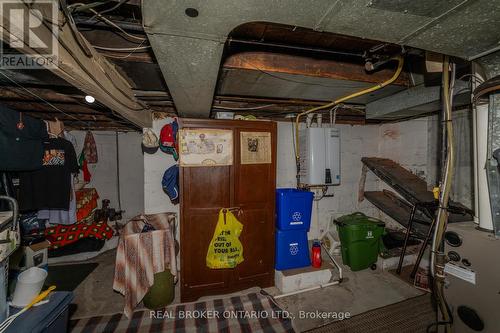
(143, 271, 175, 309)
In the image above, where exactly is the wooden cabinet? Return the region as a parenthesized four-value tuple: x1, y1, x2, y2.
(179, 119, 276, 302)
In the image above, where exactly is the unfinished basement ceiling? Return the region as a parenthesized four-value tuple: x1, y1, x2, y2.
(0, 0, 496, 129)
(3, 1, 419, 128)
(143, 0, 500, 118)
(0, 63, 142, 131)
(76, 15, 419, 122)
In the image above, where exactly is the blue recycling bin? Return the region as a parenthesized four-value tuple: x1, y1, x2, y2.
(276, 188, 314, 231)
(275, 229, 311, 270)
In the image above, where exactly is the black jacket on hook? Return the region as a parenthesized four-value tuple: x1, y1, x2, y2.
(0, 104, 48, 171)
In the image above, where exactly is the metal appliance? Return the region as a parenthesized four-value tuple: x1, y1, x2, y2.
(299, 127, 340, 186)
(444, 222, 500, 333)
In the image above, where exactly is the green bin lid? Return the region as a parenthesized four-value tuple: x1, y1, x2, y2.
(336, 212, 385, 227)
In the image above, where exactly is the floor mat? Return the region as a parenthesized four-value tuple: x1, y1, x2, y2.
(69, 291, 295, 333)
(45, 263, 99, 291)
(306, 294, 435, 333)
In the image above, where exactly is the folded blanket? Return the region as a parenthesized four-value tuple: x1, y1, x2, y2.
(45, 221, 113, 250)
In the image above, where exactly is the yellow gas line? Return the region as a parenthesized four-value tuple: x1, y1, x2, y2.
(294, 56, 405, 162)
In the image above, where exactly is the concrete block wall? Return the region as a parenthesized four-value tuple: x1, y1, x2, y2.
(142, 118, 430, 240)
(70, 131, 144, 221)
(276, 122, 382, 239)
(375, 118, 429, 230)
(378, 119, 429, 180)
(143, 117, 179, 216)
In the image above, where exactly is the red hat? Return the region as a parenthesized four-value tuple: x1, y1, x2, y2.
(159, 119, 179, 160)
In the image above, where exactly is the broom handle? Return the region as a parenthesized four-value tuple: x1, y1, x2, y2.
(25, 286, 56, 310)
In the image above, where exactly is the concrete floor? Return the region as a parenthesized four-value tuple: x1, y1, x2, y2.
(69, 250, 125, 318)
(68, 248, 423, 332)
(269, 265, 423, 331)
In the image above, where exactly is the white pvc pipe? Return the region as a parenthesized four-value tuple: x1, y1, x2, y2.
(472, 65, 480, 224)
(476, 103, 494, 230)
(473, 104, 479, 224)
(274, 281, 340, 299)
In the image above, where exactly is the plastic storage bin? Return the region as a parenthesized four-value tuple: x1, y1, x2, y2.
(276, 188, 314, 231)
(275, 229, 311, 270)
(336, 212, 385, 271)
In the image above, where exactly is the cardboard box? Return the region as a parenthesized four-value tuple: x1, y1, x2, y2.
(11, 240, 50, 270)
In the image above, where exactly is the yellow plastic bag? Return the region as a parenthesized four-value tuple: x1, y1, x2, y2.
(206, 209, 244, 269)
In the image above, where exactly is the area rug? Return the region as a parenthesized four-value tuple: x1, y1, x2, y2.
(69, 291, 295, 333)
(305, 294, 435, 333)
(45, 262, 99, 291)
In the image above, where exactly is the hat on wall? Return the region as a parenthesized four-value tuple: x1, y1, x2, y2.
(159, 119, 179, 160)
(162, 164, 179, 204)
(142, 128, 159, 154)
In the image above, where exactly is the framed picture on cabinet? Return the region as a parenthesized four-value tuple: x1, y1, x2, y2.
(179, 128, 233, 166)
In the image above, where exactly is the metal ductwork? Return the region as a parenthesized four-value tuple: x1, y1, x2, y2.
(142, 0, 500, 118)
(366, 79, 471, 120)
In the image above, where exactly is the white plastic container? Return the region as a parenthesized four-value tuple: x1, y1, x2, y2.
(11, 267, 47, 307)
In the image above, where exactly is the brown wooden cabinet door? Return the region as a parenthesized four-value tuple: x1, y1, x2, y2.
(180, 166, 232, 301)
(233, 127, 276, 288)
(180, 119, 276, 302)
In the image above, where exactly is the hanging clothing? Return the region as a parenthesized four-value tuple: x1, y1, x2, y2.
(83, 131, 98, 163)
(63, 131, 78, 152)
(19, 138, 79, 211)
(37, 180, 77, 225)
(0, 105, 48, 171)
(79, 150, 92, 182)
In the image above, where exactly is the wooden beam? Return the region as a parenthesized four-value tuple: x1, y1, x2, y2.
(1, 101, 108, 115)
(223, 52, 410, 86)
(26, 112, 117, 122)
(0, 86, 82, 103)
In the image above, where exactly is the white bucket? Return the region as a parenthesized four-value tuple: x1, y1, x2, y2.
(11, 267, 47, 307)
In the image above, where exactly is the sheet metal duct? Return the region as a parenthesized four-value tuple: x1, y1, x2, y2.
(365, 79, 471, 120)
(143, 0, 500, 118)
(475, 52, 500, 236)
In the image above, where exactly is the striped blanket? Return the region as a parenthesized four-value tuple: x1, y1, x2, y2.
(70, 291, 295, 333)
(113, 213, 177, 317)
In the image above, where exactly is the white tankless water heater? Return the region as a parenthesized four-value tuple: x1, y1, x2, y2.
(299, 127, 340, 186)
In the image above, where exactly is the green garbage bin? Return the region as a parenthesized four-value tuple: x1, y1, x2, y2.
(336, 212, 386, 271)
(142, 270, 175, 309)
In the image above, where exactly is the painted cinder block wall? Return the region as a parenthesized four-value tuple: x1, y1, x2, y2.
(70, 131, 145, 221)
(143, 117, 430, 240)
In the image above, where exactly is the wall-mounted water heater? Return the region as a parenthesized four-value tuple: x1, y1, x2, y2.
(299, 127, 340, 186)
